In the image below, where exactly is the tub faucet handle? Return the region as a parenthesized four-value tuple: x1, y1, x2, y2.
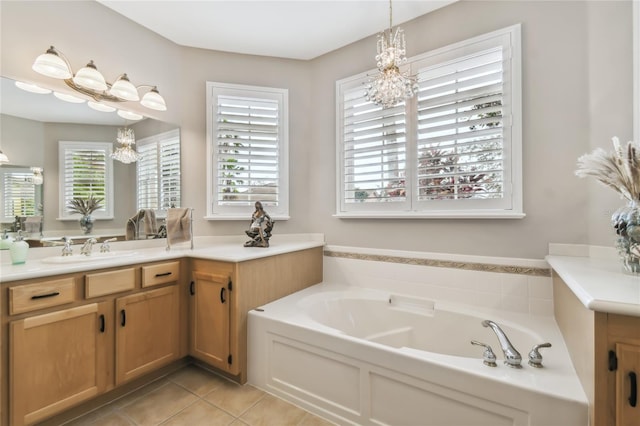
(471, 340, 497, 367)
(528, 342, 552, 368)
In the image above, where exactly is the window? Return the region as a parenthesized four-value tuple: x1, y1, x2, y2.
(336, 25, 522, 218)
(58, 141, 113, 219)
(1, 168, 38, 222)
(137, 129, 181, 214)
(206, 82, 289, 219)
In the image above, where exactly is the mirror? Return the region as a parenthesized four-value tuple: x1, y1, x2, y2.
(0, 76, 180, 241)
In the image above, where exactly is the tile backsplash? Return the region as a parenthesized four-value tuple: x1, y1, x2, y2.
(323, 246, 553, 316)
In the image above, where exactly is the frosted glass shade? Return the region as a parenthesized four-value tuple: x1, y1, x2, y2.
(88, 101, 116, 112)
(73, 60, 107, 92)
(32, 47, 72, 79)
(141, 87, 167, 111)
(15, 81, 52, 95)
(117, 110, 143, 121)
(53, 92, 85, 103)
(109, 74, 140, 101)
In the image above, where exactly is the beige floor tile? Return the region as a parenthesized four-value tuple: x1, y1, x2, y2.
(203, 380, 265, 417)
(62, 404, 115, 426)
(110, 377, 171, 409)
(167, 364, 226, 396)
(90, 411, 136, 426)
(120, 382, 198, 425)
(298, 412, 336, 426)
(240, 394, 307, 426)
(160, 400, 235, 426)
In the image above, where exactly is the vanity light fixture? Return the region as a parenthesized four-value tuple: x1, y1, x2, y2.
(14, 81, 51, 95)
(32, 46, 167, 111)
(53, 91, 85, 103)
(364, 0, 418, 108)
(88, 101, 116, 113)
(0, 150, 9, 164)
(31, 167, 43, 185)
(111, 127, 141, 164)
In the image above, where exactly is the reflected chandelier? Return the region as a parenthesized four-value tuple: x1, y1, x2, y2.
(365, 0, 418, 109)
(111, 127, 141, 164)
(32, 46, 167, 114)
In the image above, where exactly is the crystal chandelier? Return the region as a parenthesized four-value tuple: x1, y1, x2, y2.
(111, 127, 141, 164)
(365, 0, 418, 108)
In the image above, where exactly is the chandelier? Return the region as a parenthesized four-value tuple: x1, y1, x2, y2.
(111, 127, 141, 164)
(365, 0, 418, 108)
(31, 46, 167, 118)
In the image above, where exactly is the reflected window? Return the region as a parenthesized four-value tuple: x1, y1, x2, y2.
(1, 168, 37, 222)
(58, 141, 114, 219)
(136, 129, 181, 213)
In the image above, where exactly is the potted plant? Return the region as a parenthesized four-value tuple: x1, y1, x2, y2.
(67, 195, 104, 234)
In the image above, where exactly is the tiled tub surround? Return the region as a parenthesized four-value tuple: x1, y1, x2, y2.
(323, 245, 554, 316)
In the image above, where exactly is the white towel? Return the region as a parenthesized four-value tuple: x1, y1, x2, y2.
(126, 209, 158, 240)
(166, 208, 191, 245)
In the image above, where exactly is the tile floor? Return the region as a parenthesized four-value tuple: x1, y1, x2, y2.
(63, 365, 334, 426)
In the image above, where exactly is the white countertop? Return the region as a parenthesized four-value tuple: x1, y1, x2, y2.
(0, 234, 325, 283)
(546, 244, 640, 317)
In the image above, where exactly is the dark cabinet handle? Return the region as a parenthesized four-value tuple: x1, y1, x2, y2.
(190, 281, 195, 296)
(155, 272, 172, 277)
(220, 287, 226, 304)
(120, 309, 126, 327)
(630, 371, 637, 408)
(99, 314, 105, 333)
(31, 292, 60, 300)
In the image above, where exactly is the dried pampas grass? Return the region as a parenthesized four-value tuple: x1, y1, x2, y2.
(576, 137, 640, 202)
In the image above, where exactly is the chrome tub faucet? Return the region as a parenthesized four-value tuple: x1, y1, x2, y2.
(482, 320, 522, 368)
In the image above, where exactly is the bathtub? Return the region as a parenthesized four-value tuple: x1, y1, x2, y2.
(248, 283, 588, 426)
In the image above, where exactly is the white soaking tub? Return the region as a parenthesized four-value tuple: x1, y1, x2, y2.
(248, 283, 588, 426)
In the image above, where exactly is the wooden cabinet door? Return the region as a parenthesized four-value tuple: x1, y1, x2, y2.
(115, 285, 179, 385)
(616, 343, 640, 426)
(10, 302, 109, 426)
(190, 271, 232, 373)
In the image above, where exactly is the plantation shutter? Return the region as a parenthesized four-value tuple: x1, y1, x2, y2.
(415, 46, 507, 202)
(137, 129, 181, 212)
(58, 141, 113, 219)
(342, 85, 407, 205)
(216, 95, 279, 206)
(3, 171, 36, 219)
(62, 146, 107, 213)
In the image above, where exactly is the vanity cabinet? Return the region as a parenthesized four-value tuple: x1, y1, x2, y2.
(1, 259, 187, 426)
(190, 268, 233, 373)
(9, 301, 110, 426)
(553, 272, 640, 426)
(115, 285, 180, 384)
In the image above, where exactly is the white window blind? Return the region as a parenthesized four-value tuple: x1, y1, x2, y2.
(206, 82, 289, 219)
(2, 170, 36, 221)
(342, 86, 408, 206)
(137, 129, 181, 212)
(416, 47, 506, 203)
(58, 141, 113, 219)
(336, 25, 522, 218)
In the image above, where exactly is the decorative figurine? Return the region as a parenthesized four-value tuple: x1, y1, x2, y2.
(244, 201, 274, 248)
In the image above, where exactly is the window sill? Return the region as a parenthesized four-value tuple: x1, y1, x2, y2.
(56, 216, 114, 221)
(334, 211, 526, 219)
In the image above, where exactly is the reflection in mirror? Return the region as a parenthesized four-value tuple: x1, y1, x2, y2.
(0, 164, 44, 228)
(0, 76, 180, 242)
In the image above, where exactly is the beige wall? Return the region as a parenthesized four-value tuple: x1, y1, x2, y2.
(0, 1, 634, 259)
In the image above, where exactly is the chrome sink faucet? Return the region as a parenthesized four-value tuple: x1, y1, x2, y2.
(482, 320, 522, 368)
(80, 238, 97, 256)
(61, 237, 73, 256)
(100, 237, 117, 253)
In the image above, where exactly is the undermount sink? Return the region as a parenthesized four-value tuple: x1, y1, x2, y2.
(41, 250, 138, 264)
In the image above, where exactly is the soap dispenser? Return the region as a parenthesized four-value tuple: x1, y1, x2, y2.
(0, 230, 13, 250)
(9, 231, 29, 264)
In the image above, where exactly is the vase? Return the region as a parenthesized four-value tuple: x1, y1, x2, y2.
(612, 201, 640, 274)
(79, 214, 94, 234)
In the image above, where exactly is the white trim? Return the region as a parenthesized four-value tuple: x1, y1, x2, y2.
(334, 210, 525, 219)
(206, 81, 289, 220)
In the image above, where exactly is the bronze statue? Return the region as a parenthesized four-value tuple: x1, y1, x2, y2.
(244, 201, 274, 247)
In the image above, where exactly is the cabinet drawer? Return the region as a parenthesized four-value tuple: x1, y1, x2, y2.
(9, 278, 76, 315)
(142, 261, 180, 287)
(85, 268, 136, 298)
